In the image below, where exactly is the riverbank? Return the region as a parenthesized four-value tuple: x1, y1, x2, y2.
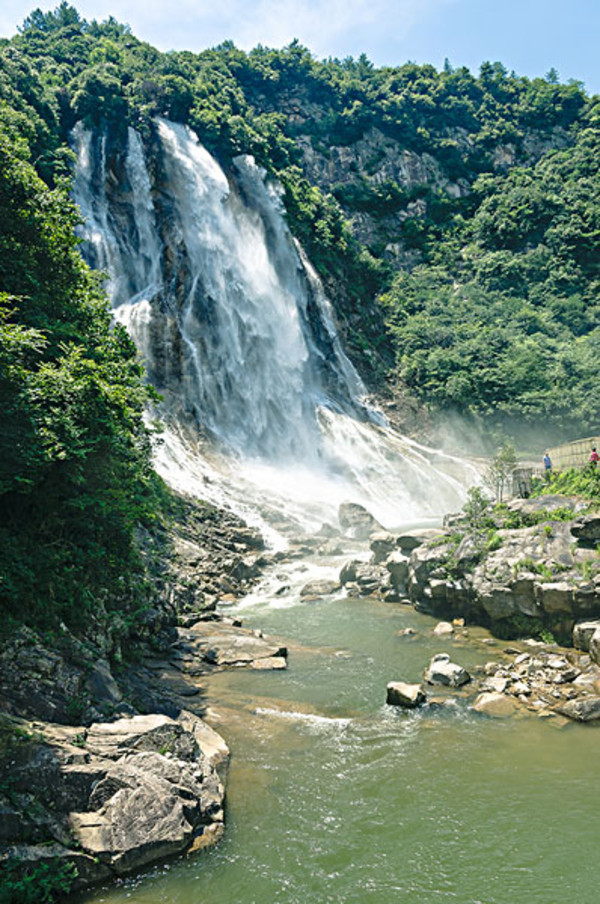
(2, 489, 600, 899)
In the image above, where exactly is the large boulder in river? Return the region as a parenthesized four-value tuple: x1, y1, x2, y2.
(555, 695, 600, 722)
(473, 692, 519, 718)
(424, 653, 471, 688)
(338, 502, 384, 540)
(300, 579, 340, 600)
(386, 682, 426, 708)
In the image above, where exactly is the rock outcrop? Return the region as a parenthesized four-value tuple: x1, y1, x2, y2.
(0, 712, 227, 889)
(367, 495, 600, 643)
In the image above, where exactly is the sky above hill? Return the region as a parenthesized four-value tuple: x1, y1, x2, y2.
(1, 0, 598, 94)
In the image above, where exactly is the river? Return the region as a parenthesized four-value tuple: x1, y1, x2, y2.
(80, 548, 600, 904)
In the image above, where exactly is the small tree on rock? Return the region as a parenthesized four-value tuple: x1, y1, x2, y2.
(484, 442, 518, 502)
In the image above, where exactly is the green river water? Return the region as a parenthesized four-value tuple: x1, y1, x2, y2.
(81, 553, 600, 904)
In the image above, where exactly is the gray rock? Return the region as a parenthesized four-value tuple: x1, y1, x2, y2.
(481, 675, 509, 693)
(475, 581, 516, 621)
(85, 715, 192, 760)
(340, 559, 360, 585)
(386, 682, 426, 708)
(385, 550, 410, 592)
(178, 710, 229, 776)
(300, 579, 340, 599)
(85, 660, 123, 706)
(589, 628, 600, 667)
(370, 532, 397, 564)
(338, 502, 384, 540)
(182, 623, 287, 667)
(424, 653, 471, 688)
(535, 582, 574, 614)
(556, 695, 600, 722)
(473, 692, 519, 718)
(340, 560, 387, 597)
(570, 514, 600, 544)
(397, 529, 444, 552)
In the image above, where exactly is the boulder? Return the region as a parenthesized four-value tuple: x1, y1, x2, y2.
(1, 711, 228, 891)
(535, 582, 574, 614)
(177, 711, 229, 776)
(573, 620, 600, 652)
(370, 532, 397, 564)
(385, 550, 410, 592)
(433, 621, 454, 637)
(340, 560, 387, 597)
(475, 581, 516, 621)
(386, 682, 426, 708)
(556, 695, 600, 722)
(85, 660, 123, 707)
(396, 529, 444, 553)
(340, 560, 359, 585)
(589, 628, 600, 667)
(424, 653, 471, 688)
(570, 514, 600, 544)
(338, 502, 384, 540)
(473, 692, 519, 718)
(181, 623, 287, 667)
(299, 579, 340, 600)
(481, 675, 509, 694)
(85, 715, 194, 760)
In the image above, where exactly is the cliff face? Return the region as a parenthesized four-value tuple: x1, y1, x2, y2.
(294, 123, 573, 266)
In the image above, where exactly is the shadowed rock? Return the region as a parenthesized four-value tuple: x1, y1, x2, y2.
(424, 653, 471, 688)
(386, 681, 426, 708)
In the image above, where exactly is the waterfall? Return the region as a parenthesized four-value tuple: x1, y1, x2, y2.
(72, 118, 476, 535)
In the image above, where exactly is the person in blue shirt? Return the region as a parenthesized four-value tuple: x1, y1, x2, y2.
(543, 451, 552, 479)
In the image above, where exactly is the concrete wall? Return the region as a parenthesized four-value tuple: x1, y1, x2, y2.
(547, 436, 600, 470)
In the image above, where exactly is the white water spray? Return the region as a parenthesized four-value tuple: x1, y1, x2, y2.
(73, 119, 476, 535)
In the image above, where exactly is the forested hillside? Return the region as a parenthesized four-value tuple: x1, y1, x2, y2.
(0, 93, 157, 631)
(1, 3, 598, 441)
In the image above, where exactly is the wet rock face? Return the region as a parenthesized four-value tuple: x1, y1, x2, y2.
(0, 712, 227, 890)
(338, 502, 384, 540)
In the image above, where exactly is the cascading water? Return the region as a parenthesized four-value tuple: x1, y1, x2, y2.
(72, 118, 476, 536)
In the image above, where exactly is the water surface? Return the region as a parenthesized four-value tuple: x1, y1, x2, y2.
(82, 557, 600, 904)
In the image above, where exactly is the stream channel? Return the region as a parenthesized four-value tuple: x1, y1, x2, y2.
(80, 535, 600, 904)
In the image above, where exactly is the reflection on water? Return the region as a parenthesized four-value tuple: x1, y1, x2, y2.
(80, 561, 600, 904)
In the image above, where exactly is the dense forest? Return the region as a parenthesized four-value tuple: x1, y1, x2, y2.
(1, 2, 599, 629)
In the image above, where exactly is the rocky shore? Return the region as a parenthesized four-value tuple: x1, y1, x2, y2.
(0, 491, 288, 894)
(3, 489, 600, 897)
(332, 496, 600, 724)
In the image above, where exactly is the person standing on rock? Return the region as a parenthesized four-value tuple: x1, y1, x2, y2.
(543, 451, 552, 480)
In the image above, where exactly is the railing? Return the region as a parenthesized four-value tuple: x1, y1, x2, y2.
(547, 436, 600, 471)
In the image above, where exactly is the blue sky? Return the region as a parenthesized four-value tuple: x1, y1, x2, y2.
(1, 0, 598, 94)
